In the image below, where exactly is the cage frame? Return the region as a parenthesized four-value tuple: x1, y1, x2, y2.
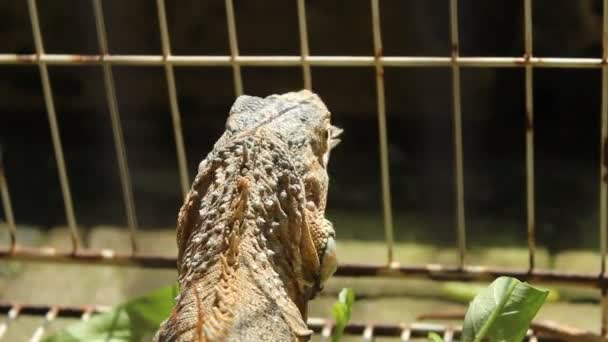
(1, 0, 608, 339)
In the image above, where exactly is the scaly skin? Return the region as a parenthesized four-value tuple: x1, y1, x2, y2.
(155, 90, 341, 341)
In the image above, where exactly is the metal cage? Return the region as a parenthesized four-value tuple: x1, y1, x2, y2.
(1, 0, 608, 340)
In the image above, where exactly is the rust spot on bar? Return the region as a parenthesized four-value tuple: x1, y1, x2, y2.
(528, 224, 536, 276)
(603, 137, 608, 169)
(451, 44, 459, 58)
(15, 54, 37, 64)
(375, 47, 383, 60)
(603, 287, 608, 336)
(514, 54, 529, 66)
(374, 48, 384, 78)
(72, 54, 101, 64)
(525, 112, 534, 131)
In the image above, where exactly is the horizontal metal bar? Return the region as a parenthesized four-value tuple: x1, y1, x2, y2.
(0, 302, 451, 338)
(0, 245, 176, 268)
(307, 318, 457, 339)
(7, 302, 595, 340)
(0, 54, 606, 68)
(0, 245, 605, 287)
(0, 303, 446, 339)
(0, 303, 109, 319)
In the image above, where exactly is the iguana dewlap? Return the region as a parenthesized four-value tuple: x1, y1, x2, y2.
(155, 90, 341, 342)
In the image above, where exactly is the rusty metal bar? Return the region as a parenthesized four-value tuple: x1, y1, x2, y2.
(156, 0, 190, 199)
(443, 326, 455, 342)
(0, 304, 109, 319)
(29, 306, 57, 342)
(371, 0, 395, 266)
(601, 0, 608, 337)
(26, 0, 80, 251)
(2, 245, 608, 287)
(2, 54, 608, 68)
(604, 288, 608, 337)
(296, 0, 312, 90)
(80, 307, 94, 322)
(362, 324, 374, 340)
(224, 0, 243, 96)
(307, 319, 452, 338)
(320, 320, 332, 341)
(449, 0, 466, 268)
(524, 0, 536, 271)
(0, 150, 16, 250)
(0, 245, 176, 268)
(0, 305, 20, 340)
(92, 0, 139, 254)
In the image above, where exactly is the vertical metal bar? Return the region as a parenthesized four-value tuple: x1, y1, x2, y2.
(26, 0, 80, 251)
(156, 0, 190, 198)
(371, 0, 395, 265)
(443, 327, 454, 342)
(601, 0, 608, 336)
(297, 0, 312, 90)
(601, 0, 608, 276)
(603, 287, 608, 336)
(449, 0, 466, 268)
(400, 327, 411, 341)
(80, 307, 93, 322)
(0, 306, 20, 340)
(224, 0, 244, 96)
(362, 325, 374, 340)
(29, 307, 57, 342)
(92, 0, 139, 254)
(0, 150, 16, 250)
(321, 321, 332, 341)
(524, 0, 536, 271)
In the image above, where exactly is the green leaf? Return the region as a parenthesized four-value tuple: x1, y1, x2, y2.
(44, 284, 177, 342)
(441, 281, 559, 304)
(427, 332, 445, 342)
(332, 288, 355, 342)
(462, 276, 549, 342)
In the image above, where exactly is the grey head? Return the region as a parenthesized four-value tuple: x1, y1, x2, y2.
(223, 90, 342, 171)
(222, 89, 342, 292)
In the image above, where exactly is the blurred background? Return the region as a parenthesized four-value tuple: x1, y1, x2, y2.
(0, 0, 606, 338)
(1, 0, 605, 250)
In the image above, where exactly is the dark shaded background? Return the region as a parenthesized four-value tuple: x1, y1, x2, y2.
(0, 0, 604, 251)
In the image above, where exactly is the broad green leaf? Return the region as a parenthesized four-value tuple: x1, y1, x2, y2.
(427, 332, 444, 342)
(462, 276, 549, 342)
(332, 288, 355, 342)
(441, 281, 559, 304)
(44, 284, 177, 342)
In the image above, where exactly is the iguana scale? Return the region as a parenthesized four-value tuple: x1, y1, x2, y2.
(155, 90, 341, 341)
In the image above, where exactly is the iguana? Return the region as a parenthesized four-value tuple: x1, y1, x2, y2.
(154, 90, 342, 341)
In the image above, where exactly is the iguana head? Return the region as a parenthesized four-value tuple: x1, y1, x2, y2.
(156, 91, 342, 341)
(225, 90, 341, 295)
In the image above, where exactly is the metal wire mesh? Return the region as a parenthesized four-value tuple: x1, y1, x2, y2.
(1, 0, 608, 339)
